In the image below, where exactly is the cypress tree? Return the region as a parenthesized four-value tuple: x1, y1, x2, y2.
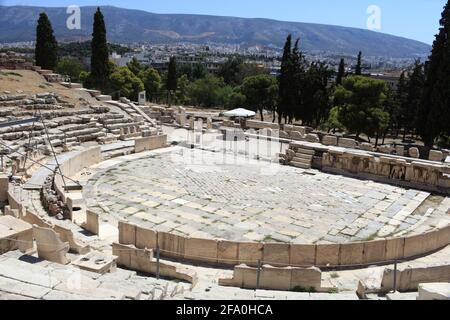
(291, 39, 307, 123)
(336, 58, 345, 85)
(395, 71, 409, 138)
(419, 1, 450, 148)
(277, 34, 292, 123)
(406, 61, 425, 137)
(35, 12, 58, 70)
(166, 56, 177, 106)
(90, 8, 110, 91)
(355, 51, 362, 75)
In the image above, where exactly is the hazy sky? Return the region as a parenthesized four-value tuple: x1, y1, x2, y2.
(1, 0, 447, 44)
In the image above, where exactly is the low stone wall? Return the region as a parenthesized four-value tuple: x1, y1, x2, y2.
(112, 243, 197, 285)
(245, 120, 280, 130)
(322, 149, 450, 195)
(380, 264, 450, 293)
(118, 221, 450, 269)
(54, 146, 102, 202)
(219, 264, 323, 292)
(134, 135, 168, 153)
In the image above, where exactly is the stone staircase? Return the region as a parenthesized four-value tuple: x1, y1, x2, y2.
(290, 147, 315, 169)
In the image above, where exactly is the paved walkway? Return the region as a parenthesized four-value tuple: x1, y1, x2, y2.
(84, 147, 448, 244)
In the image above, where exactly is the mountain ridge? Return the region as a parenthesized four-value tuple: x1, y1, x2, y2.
(0, 5, 431, 58)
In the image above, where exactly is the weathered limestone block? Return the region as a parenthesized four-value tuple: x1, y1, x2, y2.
(158, 232, 185, 259)
(291, 267, 322, 291)
(71, 251, 117, 275)
(260, 265, 292, 291)
(238, 242, 263, 267)
(363, 240, 387, 264)
(338, 138, 357, 149)
(135, 226, 157, 250)
(279, 130, 290, 139)
(290, 244, 316, 266)
(118, 221, 137, 246)
(305, 133, 320, 143)
(85, 210, 99, 235)
(360, 143, 374, 151)
(385, 237, 405, 261)
(418, 283, 450, 300)
(315, 244, 340, 267)
(436, 226, 450, 249)
(410, 265, 450, 291)
(290, 131, 304, 141)
(33, 225, 70, 265)
(409, 147, 420, 159)
(322, 135, 338, 146)
(286, 149, 295, 161)
(54, 225, 90, 255)
(380, 267, 404, 293)
(404, 233, 437, 259)
(378, 157, 392, 177)
(184, 238, 218, 264)
(241, 265, 259, 289)
(263, 243, 290, 266)
(246, 120, 279, 130)
(112, 243, 197, 284)
(0, 215, 33, 254)
(339, 242, 364, 266)
(429, 150, 444, 162)
(134, 135, 167, 153)
(217, 241, 239, 266)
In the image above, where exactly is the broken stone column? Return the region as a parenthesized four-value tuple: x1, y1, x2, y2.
(207, 117, 213, 130)
(189, 117, 195, 130)
(179, 107, 186, 127)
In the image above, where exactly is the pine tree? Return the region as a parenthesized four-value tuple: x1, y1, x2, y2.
(35, 12, 58, 70)
(166, 56, 177, 106)
(89, 8, 110, 91)
(419, 1, 450, 148)
(277, 35, 292, 123)
(336, 58, 345, 85)
(355, 51, 362, 75)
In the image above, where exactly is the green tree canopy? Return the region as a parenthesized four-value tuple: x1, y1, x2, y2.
(218, 56, 244, 85)
(127, 57, 144, 76)
(35, 12, 58, 70)
(240, 74, 278, 121)
(334, 75, 390, 140)
(55, 58, 86, 82)
(138, 67, 161, 102)
(188, 74, 234, 108)
(110, 66, 144, 101)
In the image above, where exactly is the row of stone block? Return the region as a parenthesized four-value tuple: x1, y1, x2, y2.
(219, 264, 323, 292)
(119, 221, 450, 269)
(322, 150, 450, 190)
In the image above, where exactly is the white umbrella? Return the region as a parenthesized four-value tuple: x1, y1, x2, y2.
(222, 108, 256, 118)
